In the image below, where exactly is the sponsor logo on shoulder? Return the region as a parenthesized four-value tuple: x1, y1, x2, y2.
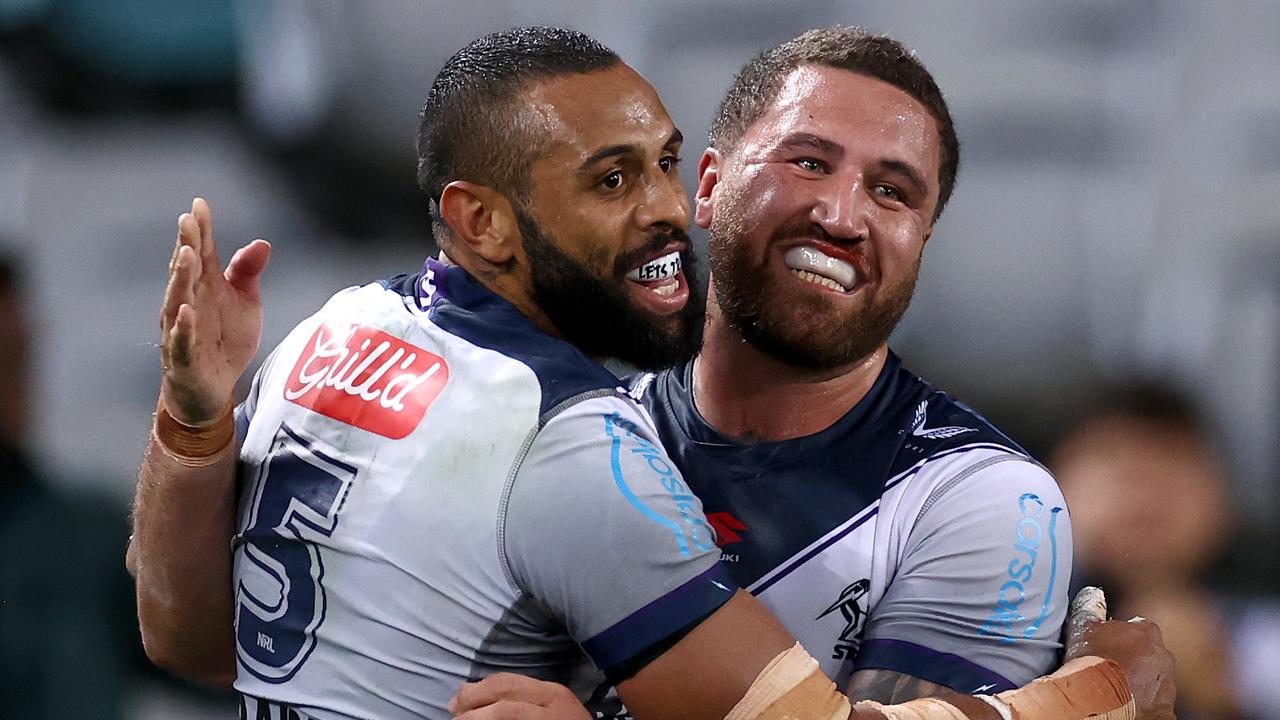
(816, 578, 871, 660)
(910, 400, 977, 440)
(284, 322, 449, 439)
(978, 493, 1063, 644)
(604, 413, 716, 556)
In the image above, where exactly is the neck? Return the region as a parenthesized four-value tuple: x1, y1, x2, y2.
(692, 307, 887, 443)
(443, 250, 573, 350)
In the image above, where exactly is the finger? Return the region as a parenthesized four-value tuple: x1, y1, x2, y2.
(225, 239, 272, 299)
(169, 302, 197, 370)
(1071, 586, 1108, 624)
(178, 212, 203, 271)
(453, 700, 541, 720)
(192, 197, 221, 268)
(1065, 586, 1108, 652)
(450, 674, 563, 715)
(160, 242, 197, 340)
(168, 224, 184, 274)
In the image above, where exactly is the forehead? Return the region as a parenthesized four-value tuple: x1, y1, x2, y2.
(742, 65, 940, 167)
(521, 64, 677, 167)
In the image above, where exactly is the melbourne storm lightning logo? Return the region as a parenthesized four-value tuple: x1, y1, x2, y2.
(816, 578, 871, 660)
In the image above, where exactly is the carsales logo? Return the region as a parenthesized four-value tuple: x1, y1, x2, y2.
(284, 323, 448, 439)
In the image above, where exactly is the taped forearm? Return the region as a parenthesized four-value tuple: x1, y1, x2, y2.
(724, 643, 851, 720)
(855, 656, 1135, 720)
(724, 642, 1134, 720)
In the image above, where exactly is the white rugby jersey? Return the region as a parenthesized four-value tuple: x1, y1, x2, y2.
(230, 259, 733, 720)
(632, 355, 1073, 695)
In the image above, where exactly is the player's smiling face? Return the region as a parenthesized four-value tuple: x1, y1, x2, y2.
(511, 63, 703, 369)
(696, 66, 942, 370)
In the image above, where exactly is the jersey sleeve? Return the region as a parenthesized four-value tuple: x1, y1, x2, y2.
(501, 396, 737, 679)
(855, 454, 1073, 692)
(235, 341, 288, 444)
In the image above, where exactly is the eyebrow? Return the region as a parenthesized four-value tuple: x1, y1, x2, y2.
(578, 129, 684, 171)
(774, 132, 931, 200)
(878, 158, 929, 200)
(773, 132, 844, 158)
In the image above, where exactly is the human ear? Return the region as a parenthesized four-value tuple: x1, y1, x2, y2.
(438, 181, 520, 266)
(694, 148, 722, 230)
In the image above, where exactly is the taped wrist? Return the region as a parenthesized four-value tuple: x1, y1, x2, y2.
(853, 698, 968, 719)
(725, 643, 850, 720)
(153, 398, 235, 466)
(993, 655, 1135, 720)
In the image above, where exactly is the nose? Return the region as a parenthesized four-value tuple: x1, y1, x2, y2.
(634, 171, 690, 232)
(810, 173, 870, 241)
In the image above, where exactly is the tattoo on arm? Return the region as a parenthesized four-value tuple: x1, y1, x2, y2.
(846, 669, 957, 704)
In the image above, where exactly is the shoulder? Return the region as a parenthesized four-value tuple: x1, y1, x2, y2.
(880, 362, 1037, 484)
(900, 385, 1027, 459)
(431, 299, 624, 420)
(512, 392, 715, 556)
(881, 374, 1068, 543)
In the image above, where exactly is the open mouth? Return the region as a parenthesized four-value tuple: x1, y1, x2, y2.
(783, 246, 857, 293)
(626, 250, 683, 297)
(621, 248, 688, 313)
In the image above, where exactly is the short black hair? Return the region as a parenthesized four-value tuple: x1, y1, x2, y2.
(416, 27, 620, 242)
(710, 26, 960, 222)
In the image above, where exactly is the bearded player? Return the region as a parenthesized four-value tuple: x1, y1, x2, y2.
(452, 26, 1176, 720)
(130, 26, 1173, 720)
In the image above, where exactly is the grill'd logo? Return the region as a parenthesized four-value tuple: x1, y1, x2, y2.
(816, 578, 871, 660)
(284, 322, 448, 439)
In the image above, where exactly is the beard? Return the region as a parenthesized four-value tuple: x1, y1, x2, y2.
(707, 207, 919, 372)
(518, 209, 705, 371)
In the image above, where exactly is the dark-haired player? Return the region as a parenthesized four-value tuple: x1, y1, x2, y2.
(455, 26, 1174, 719)
(131, 26, 1172, 720)
(134, 28, 754, 719)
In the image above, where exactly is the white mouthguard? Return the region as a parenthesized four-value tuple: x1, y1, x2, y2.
(627, 251, 682, 282)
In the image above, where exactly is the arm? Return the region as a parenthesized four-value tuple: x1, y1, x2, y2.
(846, 586, 1175, 719)
(453, 584, 1172, 717)
(128, 198, 271, 685)
(469, 403, 981, 720)
(453, 442, 1161, 719)
(131, 424, 238, 685)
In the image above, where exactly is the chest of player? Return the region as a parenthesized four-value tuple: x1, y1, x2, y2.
(681, 460, 893, 685)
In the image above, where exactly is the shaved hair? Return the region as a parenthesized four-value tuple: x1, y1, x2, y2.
(416, 27, 619, 242)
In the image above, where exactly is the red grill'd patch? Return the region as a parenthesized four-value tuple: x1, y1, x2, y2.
(284, 323, 448, 439)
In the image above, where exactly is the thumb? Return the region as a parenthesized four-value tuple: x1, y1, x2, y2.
(226, 239, 272, 298)
(1065, 586, 1108, 654)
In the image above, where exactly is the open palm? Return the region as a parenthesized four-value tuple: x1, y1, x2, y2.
(159, 198, 271, 426)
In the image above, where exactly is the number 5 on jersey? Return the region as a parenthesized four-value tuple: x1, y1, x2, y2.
(235, 425, 358, 682)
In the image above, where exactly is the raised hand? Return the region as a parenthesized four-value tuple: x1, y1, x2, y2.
(159, 198, 271, 425)
(1065, 587, 1177, 720)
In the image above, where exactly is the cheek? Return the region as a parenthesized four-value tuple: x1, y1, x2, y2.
(720, 165, 787, 223)
(876, 217, 928, 264)
(556, 220, 623, 275)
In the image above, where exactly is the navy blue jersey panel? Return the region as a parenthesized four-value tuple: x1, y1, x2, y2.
(422, 262, 625, 418)
(637, 352, 1026, 590)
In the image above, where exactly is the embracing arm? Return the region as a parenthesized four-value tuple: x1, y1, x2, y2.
(128, 198, 270, 686)
(451, 591, 1166, 720)
(451, 595, 1004, 720)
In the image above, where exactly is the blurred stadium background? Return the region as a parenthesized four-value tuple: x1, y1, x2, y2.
(0, 1, 1276, 718)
